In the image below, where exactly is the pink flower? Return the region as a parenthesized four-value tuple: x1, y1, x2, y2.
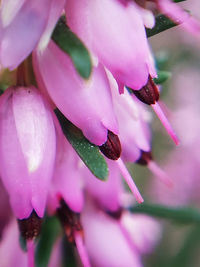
(65, 0, 157, 90)
(81, 202, 143, 267)
(33, 40, 118, 146)
(110, 77, 151, 162)
(48, 135, 84, 214)
(0, 220, 28, 267)
(0, 0, 65, 69)
(84, 158, 123, 212)
(0, 86, 56, 219)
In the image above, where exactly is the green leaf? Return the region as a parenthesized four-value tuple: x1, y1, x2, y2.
(19, 235, 27, 252)
(52, 17, 92, 79)
(130, 203, 200, 224)
(35, 216, 61, 267)
(55, 109, 109, 181)
(146, 14, 178, 38)
(61, 236, 77, 267)
(154, 70, 171, 84)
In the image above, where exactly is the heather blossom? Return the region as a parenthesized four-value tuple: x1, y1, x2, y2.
(0, 0, 199, 267)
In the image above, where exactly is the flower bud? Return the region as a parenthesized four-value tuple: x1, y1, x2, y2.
(99, 131, 121, 160)
(133, 76, 159, 105)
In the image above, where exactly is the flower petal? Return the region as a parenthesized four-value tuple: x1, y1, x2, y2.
(0, 0, 52, 69)
(34, 41, 118, 145)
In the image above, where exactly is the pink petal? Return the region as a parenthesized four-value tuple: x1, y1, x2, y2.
(0, 87, 56, 219)
(121, 212, 162, 254)
(65, 0, 156, 90)
(37, 0, 66, 52)
(34, 41, 118, 145)
(109, 77, 151, 162)
(52, 137, 84, 213)
(0, 0, 52, 69)
(0, 88, 32, 218)
(0, 220, 28, 267)
(84, 159, 123, 212)
(81, 204, 142, 267)
(1, 0, 25, 27)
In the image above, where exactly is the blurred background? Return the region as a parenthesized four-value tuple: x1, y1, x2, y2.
(133, 1, 200, 266)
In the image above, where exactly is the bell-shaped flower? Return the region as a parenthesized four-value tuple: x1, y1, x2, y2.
(48, 133, 84, 214)
(33, 40, 118, 146)
(81, 202, 142, 267)
(0, 0, 65, 69)
(109, 75, 151, 162)
(84, 158, 123, 212)
(65, 0, 157, 90)
(0, 86, 56, 219)
(120, 212, 162, 254)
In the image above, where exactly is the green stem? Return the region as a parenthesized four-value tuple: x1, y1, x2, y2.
(130, 203, 200, 224)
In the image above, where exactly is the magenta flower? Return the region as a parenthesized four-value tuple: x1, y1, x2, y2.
(65, 0, 157, 90)
(0, 86, 56, 219)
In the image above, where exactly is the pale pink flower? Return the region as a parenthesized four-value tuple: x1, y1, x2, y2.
(120, 212, 161, 254)
(84, 159, 123, 212)
(48, 135, 84, 214)
(33, 40, 118, 146)
(65, 0, 157, 90)
(81, 202, 143, 267)
(0, 0, 65, 69)
(110, 78, 151, 162)
(0, 220, 28, 267)
(0, 86, 56, 219)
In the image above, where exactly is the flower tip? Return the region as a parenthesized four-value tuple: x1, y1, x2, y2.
(116, 158, 144, 204)
(137, 196, 144, 204)
(151, 102, 179, 145)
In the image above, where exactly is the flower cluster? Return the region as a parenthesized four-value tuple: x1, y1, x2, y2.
(0, 0, 199, 267)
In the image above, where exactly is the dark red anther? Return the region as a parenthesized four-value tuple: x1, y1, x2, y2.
(107, 208, 123, 220)
(133, 76, 160, 105)
(99, 130, 121, 160)
(136, 150, 153, 166)
(57, 199, 82, 243)
(18, 210, 42, 240)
